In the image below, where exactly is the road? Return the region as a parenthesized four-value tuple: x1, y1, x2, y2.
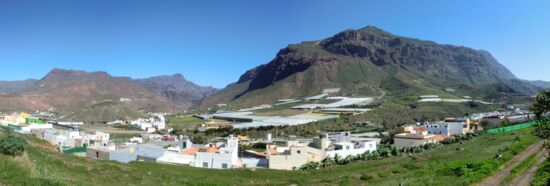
(509, 147, 549, 186)
(477, 140, 545, 186)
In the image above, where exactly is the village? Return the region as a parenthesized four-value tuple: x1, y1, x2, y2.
(0, 87, 537, 171)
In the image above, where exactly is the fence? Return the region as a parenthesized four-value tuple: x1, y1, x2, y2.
(485, 121, 537, 134)
(62, 144, 88, 154)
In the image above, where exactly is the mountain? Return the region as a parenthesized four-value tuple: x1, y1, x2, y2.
(526, 80, 550, 89)
(0, 68, 183, 114)
(0, 79, 37, 93)
(0, 69, 214, 121)
(135, 74, 217, 109)
(62, 100, 149, 123)
(202, 26, 540, 108)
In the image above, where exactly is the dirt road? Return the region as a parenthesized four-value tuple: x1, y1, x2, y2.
(509, 147, 549, 186)
(477, 140, 545, 186)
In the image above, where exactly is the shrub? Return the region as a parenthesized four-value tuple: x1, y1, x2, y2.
(532, 158, 550, 186)
(440, 160, 499, 178)
(360, 173, 373, 181)
(0, 135, 27, 157)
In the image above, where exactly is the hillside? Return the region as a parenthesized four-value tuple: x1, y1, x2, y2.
(62, 101, 149, 122)
(0, 69, 214, 121)
(135, 74, 217, 109)
(0, 79, 37, 93)
(0, 126, 538, 186)
(201, 26, 540, 108)
(526, 80, 550, 89)
(3, 68, 182, 113)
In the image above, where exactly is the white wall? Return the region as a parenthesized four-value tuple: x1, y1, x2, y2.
(194, 152, 236, 169)
(157, 151, 194, 165)
(394, 138, 430, 148)
(326, 141, 377, 158)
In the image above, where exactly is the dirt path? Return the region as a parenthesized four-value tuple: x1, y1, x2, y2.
(477, 140, 545, 186)
(509, 147, 549, 186)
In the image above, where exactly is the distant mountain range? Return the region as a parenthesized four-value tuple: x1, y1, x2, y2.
(0, 69, 216, 121)
(201, 26, 546, 108)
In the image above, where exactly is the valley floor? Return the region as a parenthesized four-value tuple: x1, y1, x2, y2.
(0, 128, 541, 186)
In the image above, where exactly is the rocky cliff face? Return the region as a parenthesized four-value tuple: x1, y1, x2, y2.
(319, 27, 516, 83)
(202, 26, 537, 108)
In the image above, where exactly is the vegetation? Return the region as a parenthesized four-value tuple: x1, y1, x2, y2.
(0, 127, 538, 186)
(503, 152, 538, 183)
(167, 115, 203, 124)
(0, 132, 27, 157)
(300, 132, 483, 171)
(166, 115, 204, 132)
(532, 155, 550, 186)
(531, 90, 550, 139)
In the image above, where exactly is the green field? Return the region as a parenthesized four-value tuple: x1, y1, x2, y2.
(0, 127, 540, 186)
(166, 116, 205, 131)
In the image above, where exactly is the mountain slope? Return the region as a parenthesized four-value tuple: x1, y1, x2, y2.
(0, 79, 37, 93)
(0, 69, 184, 115)
(202, 26, 538, 108)
(135, 74, 217, 109)
(526, 80, 550, 89)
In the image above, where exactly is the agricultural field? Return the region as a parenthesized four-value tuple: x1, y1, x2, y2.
(0, 127, 540, 186)
(166, 115, 205, 131)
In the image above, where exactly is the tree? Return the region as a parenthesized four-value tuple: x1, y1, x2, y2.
(531, 90, 550, 139)
(500, 118, 510, 127)
(480, 120, 492, 130)
(0, 135, 27, 157)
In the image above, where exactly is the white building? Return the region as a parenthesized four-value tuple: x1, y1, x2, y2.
(314, 132, 377, 158)
(194, 135, 240, 169)
(157, 137, 195, 165)
(267, 137, 326, 171)
(394, 133, 439, 148)
(424, 118, 468, 136)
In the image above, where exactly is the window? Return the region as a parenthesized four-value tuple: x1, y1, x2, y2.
(202, 162, 208, 168)
(222, 163, 228, 169)
(346, 146, 350, 150)
(297, 150, 301, 154)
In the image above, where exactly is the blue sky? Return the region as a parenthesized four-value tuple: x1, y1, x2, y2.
(0, 0, 548, 88)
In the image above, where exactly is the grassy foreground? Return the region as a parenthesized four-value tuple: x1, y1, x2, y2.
(0, 128, 540, 186)
(532, 152, 550, 186)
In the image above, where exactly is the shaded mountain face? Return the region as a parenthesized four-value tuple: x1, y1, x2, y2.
(135, 74, 217, 108)
(202, 26, 537, 107)
(0, 79, 37, 93)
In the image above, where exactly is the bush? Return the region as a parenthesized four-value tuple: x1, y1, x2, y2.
(532, 158, 550, 186)
(299, 161, 320, 171)
(360, 173, 373, 181)
(0, 135, 27, 157)
(440, 160, 498, 178)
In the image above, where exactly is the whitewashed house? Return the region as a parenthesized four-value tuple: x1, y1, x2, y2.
(194, 135, 240, 169)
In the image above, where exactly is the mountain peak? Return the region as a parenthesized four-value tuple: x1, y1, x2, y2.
(172, 73, 186, 80)
(48, 68, 86, 76)
(358, 25, 389, 33)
